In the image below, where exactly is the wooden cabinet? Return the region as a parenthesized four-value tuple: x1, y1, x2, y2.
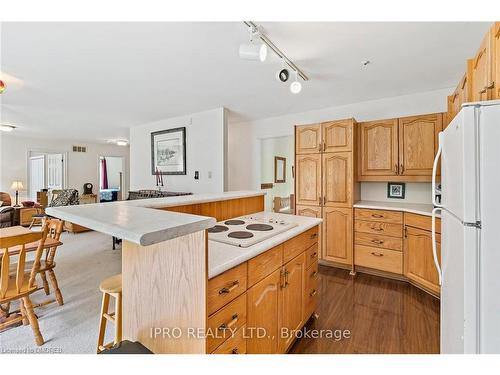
(471, 28, 494, 101)
(358, 119, 399, 178)
(322, 120, 353, 152)
(295, 124, 322, 154)
(246, 269, 281, 354)
(447, 67, 472, 127)
(322, 152, 352, 207)
(295, 205, 321, 218)
(398, 113, 442, 177)
(358, 114, 442, 181)
(404, 226, 441, 296)
(493, 22, 500, 100)
(279, 252, 306, 353)
(322, 207, 352, 266)
(295, 154, 321, 206)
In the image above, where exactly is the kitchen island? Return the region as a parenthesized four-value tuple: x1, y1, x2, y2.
(46, 191, 321, 354)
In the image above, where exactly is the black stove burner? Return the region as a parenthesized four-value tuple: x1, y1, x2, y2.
(246, 224, 274, 231)
(207, 225, 229, 233)
(225, 219, 245, 226)
(228, 231, 254, 239)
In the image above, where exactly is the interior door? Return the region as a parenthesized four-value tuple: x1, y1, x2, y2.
(246, 269, 281, 354)
(358, 119, 398, 177)
(322, 206, 352, 265)
(47, 153, 64, 190)
(29, 155, 45, 201)
(295, 154, 321, 206)
(322, 152, 352, 207)
(322, 119, 353, 152)
(398, 113, 442, 177)
(280, 252, 305, 353)
(295, 124, 321, 154)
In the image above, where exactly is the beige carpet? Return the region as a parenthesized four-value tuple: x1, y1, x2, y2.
(0, 231, 121, 354)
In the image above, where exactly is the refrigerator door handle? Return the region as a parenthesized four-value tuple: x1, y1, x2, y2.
(432, 132, 444, 208)
(432, 207, 442, 285)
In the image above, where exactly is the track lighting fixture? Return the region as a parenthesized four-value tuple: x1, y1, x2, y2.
(239, 24, 267, 62)
(290, 71, 302, 94)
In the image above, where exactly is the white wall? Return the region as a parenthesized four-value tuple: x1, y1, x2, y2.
(260, 136, 294, 211)
(0, 133, 130, 201)
(228, 87, 452, 204)
(129, 108, 227, 194)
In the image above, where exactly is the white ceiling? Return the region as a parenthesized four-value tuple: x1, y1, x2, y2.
(0, 22, 491, 142)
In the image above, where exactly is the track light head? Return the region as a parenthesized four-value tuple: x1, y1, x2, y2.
(290, 70, 302, 94)
(239, 43, 267, 62)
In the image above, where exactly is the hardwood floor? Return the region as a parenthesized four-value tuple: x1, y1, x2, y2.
(290, 265, 440, 354)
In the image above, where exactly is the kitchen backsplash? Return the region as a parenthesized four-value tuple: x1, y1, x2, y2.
(360, 182, 432, 204)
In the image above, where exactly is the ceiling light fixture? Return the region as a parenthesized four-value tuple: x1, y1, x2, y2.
(239, 25, 268, 62)
(0, 124, 16, 132)
(0, 80, 5, 94)
(116, 140, 129, 146)
(290, 71, 302, 94)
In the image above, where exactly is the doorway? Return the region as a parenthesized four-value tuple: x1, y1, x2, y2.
(260, 136, 294, 212)
(99, 156, 124, 202)
(28, 151, 66, 201)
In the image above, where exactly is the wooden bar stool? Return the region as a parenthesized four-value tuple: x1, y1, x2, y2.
(96, 274, 122, 353)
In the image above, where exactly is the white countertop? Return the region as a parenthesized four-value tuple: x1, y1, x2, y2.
(353, 200, 439, 217)
(46, 191, 264, 246)
(208, 212, 322, 279)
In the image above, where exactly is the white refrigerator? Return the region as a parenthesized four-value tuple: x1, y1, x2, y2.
(432, 100, 500, 354)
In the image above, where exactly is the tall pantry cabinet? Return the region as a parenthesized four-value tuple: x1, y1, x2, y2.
(295, 119, 360, 269)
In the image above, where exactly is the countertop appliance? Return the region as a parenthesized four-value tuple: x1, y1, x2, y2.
(207, 214, 298, 248)
(432, 100, 500, 354)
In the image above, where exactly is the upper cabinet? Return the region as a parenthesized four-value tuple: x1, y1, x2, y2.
(323, 152, 353, 207)
(471, 28, 495, 102)
(446, 66, 472, 128)
(295, 154, 322, 206)
(322, 120, 353, 152)
(358, 119, 399, 178)
(398, 114, 442, 177)
(295, 124, 322, 154)
(493, 22, 500, 100)
(358, 114, 442, 182)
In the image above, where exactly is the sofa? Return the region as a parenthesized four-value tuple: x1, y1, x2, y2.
(0, 192, 14, 228)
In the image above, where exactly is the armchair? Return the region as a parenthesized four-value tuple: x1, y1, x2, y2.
(0, 192, 14, 228)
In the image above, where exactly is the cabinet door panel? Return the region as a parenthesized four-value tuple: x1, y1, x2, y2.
(471, 29, 493, 101)
(322, 119, 353, 152)
(322, 152, 352, 207)
(280, 252, 306, 353)
(359, 119, 398, 177)
(246, 269, 281, 354)
(295, 154, 321, 206)
(295, 205, 321, 218)
(322, 207, 352, 265)
(295, 124, 321, 154)
(398, 113, 442, 176)
(493, 22, 500, 100)
(404, 226, 441, 295)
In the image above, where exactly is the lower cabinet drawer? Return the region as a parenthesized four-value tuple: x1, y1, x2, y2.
(208, 262, 247, 315)
(207, 293, 247, 353)
(354, 232, 402, 251)
(354, 220, 403, 238)
(283, 226, 319, 263)
(304, 261, 319, 320)
(354, 245, 403, 274)
(211, 325, 247, 354)
(305, 243, 319, 268)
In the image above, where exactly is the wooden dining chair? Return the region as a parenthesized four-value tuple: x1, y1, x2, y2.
(30, 219, 65, 305)
(0, 224, 49, 346)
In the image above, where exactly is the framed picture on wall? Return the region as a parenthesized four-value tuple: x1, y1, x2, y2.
(151, 127, 186, 175)
(274, 156, 286, 183)
(387, 182, 406, 199)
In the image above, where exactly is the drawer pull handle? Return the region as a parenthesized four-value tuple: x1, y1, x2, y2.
(219, 314, 239, 331)
(310, 233, 318, 239)
(311, 252, 317, 258)
(371, 252, 384, 257)
(311, 270, 318, 278)
(371, 226, 384, 232)
(371, 214, 384, 218)
(231, 348, 239, 354)
(219, 281, 239, 295)
(310, 289, 317, 297)
(371, 240, 384, 245)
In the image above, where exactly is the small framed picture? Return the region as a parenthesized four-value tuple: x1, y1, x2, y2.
(387, 182, 405, 199)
